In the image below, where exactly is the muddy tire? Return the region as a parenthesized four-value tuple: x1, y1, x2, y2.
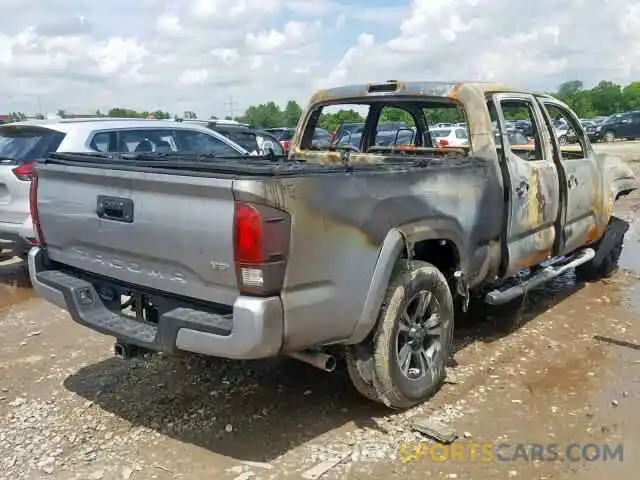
(363, 260, 454, 409)
(603, 130, 615, 143)
(575, 234, 624, 282)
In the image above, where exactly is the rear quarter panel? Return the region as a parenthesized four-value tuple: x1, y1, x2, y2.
(233, 157, 504, 351)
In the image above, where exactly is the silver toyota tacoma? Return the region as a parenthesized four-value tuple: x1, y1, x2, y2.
(28, 81, 636, 409)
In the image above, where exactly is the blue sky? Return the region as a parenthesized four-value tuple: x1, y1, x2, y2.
(1, 0, 639, 117)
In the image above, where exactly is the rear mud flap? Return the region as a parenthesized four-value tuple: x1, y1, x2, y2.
(591, 216, 629, 269)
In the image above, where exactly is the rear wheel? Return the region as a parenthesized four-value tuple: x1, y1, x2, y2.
(350, 260, 454, 409)
(559, 135, 568, 145)
(603, 130, 615, 143)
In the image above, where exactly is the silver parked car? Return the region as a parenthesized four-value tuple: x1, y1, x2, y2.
(0, 118, 250, 257)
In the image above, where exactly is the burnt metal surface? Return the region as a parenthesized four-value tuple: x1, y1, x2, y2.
(236, 81, 637, 350)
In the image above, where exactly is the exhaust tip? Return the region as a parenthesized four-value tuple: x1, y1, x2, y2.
(114, 343, 125, 358)
(325, 356, 337, 372)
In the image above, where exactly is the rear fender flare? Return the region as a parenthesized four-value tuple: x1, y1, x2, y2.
(601, 154, 637, 203)
(345, 223, 466, 345)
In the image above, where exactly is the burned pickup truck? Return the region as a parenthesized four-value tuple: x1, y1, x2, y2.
(28, 81, 636, 409)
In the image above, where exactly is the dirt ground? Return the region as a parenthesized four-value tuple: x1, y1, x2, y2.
(1, 143, 639, 480)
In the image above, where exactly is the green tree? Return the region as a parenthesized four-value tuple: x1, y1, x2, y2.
(241, 102, 284, 128)
(283, 100, 303, 127)
(318, 109, 364, 132)
(106, 108, 170, 119)
(107, 108, 139, 118)
(379, 107, 414, 124)
(588, 81, 624, 115)
(557, 80, 584, 98)
(622, 81, 640, 110)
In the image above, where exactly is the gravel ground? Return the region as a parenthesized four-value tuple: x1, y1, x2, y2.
(1, 143, 639, 480)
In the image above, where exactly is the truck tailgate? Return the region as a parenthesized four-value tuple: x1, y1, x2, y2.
(37, 164, 239, 305)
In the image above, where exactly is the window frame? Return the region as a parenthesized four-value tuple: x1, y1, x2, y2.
(489, 93, 549, 163)
(536, 97, 590, 160)
(86, 127, 247, 155)
(300, 98, 469, 152)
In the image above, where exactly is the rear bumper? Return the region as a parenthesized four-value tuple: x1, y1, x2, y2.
(28, 247, 284, 359)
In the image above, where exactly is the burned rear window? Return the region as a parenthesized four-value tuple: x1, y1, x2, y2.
(300, 99, 469, 155)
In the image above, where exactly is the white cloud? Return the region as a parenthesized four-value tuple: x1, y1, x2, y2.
(245, 20, 321, 53)
(249, 55, 264, 70)
(178, 68, 209, 85)
(155, 13, 182, 35)
(89, 37, 149, 76)
(188, 0, 284, 21)
(211, 48, 239, 64)
(0, 0, 639, 117)
(317, 0, 640, 93)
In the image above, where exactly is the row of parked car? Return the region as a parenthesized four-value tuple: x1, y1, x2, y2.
(0, 117, 292, 257)
(582, 110, 640, 142)
(503, 111, 640, 145)
(0, 116, 361, 257)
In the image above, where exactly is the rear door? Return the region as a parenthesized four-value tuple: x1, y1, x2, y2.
(613, 114, 633, 138)
(630, 112, 640, 139)
(489, 93, 561, 276)
(537, 98, 604, 255)
(0, 125, 65, 225)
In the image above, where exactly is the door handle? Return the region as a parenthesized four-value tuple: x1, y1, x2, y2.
(96, 195, 134, 223)
(515, 180, 529, 197)
(567, 174, 579, 189)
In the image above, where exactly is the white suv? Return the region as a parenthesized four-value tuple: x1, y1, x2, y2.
(429, 127, 469, 147)
(0, 118, 249, 257)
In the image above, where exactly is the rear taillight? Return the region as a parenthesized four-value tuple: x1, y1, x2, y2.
(233, 201, 290, 296)
(437, 139, 449, 147)
(280, 140, 290, 152)
(12, 161, 35, 181)
(29, 169, 45, 245)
